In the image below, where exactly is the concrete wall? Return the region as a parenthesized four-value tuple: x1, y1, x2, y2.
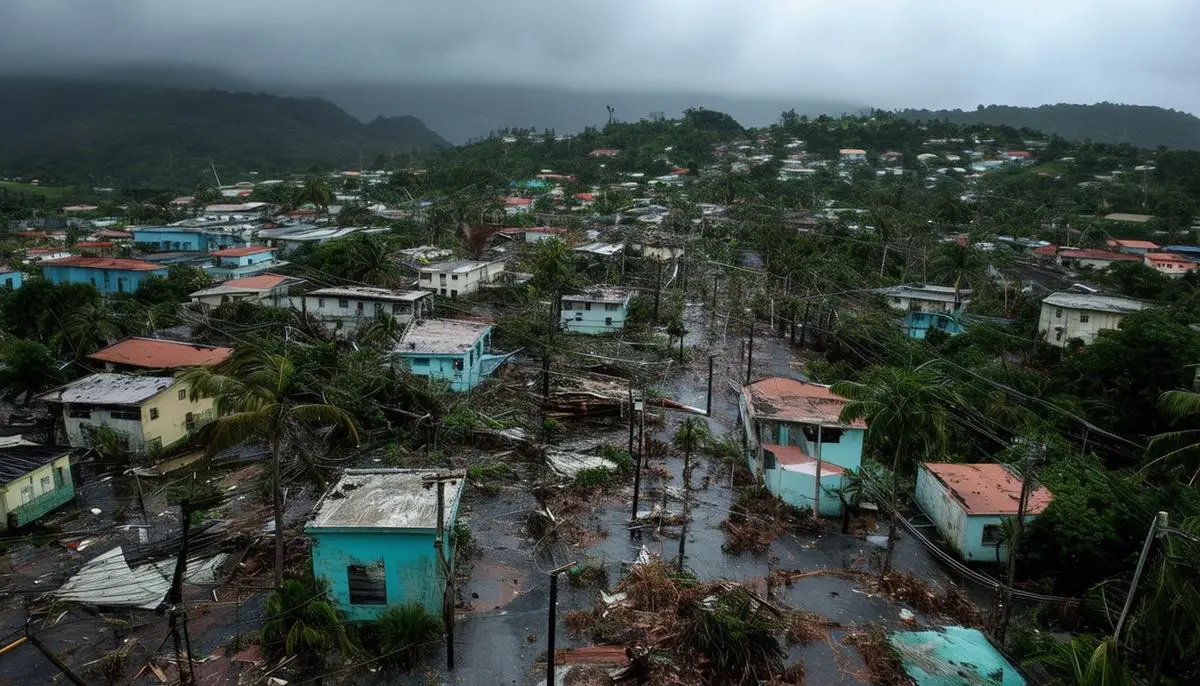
(760, 421, 865, 472)
(561, 298, 630, 334)
(0, 454, 74, 530)
(63, 379, 214, 452)
(396, 349, 485, 392)
(43, 265, 167, 295)
(904, 311, 965, 340)
(133, 230, 242, 252)
(915, 466, 1025, 562)
(417, 263, 505, 297)
(885, 295, 957, 314)
(763, 466, 845, 517)
(0, 271, 24, 290)
(291, 294, 429, 339)
(309, 529, 447, 621)
(1038, 303, 1126, 347)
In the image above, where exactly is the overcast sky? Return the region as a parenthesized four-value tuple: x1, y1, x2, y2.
(3, 0, 1199, 113)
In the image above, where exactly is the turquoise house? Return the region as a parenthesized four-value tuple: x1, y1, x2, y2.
(392, 319, 503, 392)
(560, 286, 635, 334)
(132, 227, 244, 253)
(915, 463, 1053, 563)
(891, 626, 1027, 686)
(307, 469, 464, 621)
(739, 377, 866, 517)
(0, 266, 23, 290)
(905, 311, 966, 339)
(42, 256, 167, 295)
(206, 246, 287, 280)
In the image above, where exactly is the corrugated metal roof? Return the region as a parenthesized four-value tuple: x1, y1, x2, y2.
(88, 338, 232, 370)
(38, 373, 174, 405)
(309, 469, 463, 530)
(743, 377, 866, 429)
(395, 319, 491, 354)
(891, 626, 1026, 686)
(0, 445, 70, 482)
(308, 286, 429, 303)
(922, 463, 1053, 516)
(42, 256, 165, 271)
(210, 245, 275, 257)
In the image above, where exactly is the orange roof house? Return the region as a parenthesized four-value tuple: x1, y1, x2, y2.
(88, 338, 233, 373)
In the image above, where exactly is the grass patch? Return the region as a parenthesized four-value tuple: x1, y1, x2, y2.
(567, 561, 609, 589)
(574, 467, 615, 488)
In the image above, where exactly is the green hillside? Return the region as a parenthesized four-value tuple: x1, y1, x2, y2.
(0, 78, 448, 187)
(899, 102, 1200, 150)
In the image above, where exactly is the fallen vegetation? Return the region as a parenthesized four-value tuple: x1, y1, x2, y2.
(722, 485, 816, 555)
(845, 627, 912, 686)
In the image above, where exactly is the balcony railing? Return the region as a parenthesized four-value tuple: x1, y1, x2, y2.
(7, 486, 75, 528)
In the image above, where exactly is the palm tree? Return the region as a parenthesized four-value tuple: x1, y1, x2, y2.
(1146, 389, 1200, 484)
(59, 301, 135, 358)
(261, 578, 355, 666)
(833, 362, 954, 574)
(358, 311, 407, 349)
(294, 177, 333, 210)
(674, 417, 711, 572)
(182, 348, 360, 584)
(350, 233, 403, 287)
(927, 243, 985, 303)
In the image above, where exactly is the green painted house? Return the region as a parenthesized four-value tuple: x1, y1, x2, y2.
(1, 445, 75, 530)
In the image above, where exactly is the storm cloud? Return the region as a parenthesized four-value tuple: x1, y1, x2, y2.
(2, 0, 1199, 113)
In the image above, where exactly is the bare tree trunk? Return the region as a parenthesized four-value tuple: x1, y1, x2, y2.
(272, 437, 285, 586)
(677, 446, 692, 573)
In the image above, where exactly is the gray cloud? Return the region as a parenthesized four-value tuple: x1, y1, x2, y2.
(2, 0, 1199, 113)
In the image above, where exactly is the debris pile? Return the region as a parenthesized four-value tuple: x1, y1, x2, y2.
(841, 570, 983, 628)
(569, 555, 804, 685)
(845, 627, 913, 686)
(721, 486, 816, 555)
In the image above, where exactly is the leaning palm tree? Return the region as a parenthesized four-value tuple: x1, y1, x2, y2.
(927, 243, 985, 303)
(358, 311, 407, 349)
(261, 578, 355, 667)
(1146, 389, 1200, 484)
(350, 233, 403, 287)
(59, 301, 135, 358)
(833, 362, 954, 574)
(674, 417, 711, 572)
(182, 348, 359, 584)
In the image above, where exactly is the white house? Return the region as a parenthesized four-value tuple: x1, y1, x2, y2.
(1038, 292, 1154, 347)
(415, 260, 506, 298)
(292, 286, 432, 338)
(189, 273, 306, 308)
(560, 286, 635, 334)
(839, 149, 867, 163)
(1142, 252, 1198, 279)
(875, 284, 970, 314)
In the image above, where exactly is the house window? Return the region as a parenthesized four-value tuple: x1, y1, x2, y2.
(821, 428, 844, 444)
(584, 302, 592, 311)
(562, 301, 573, 311)
(1080, 314, 1090, 323)
(4, 278, 11, 288)
(20, 485, 33, 504)
(111, 408, 141, 421)
(178, 389, 187, 400)
(149, 408, 160, 420)
(412, 358, 430, 366)
(68, 408, 92, 419)
(605, 317, 613, 326)
(339, 299, 350, 308)
(440, 288, 447, 296)
(981, 524, 1002, 546)
(374, 302, 382, 313)
(1055, 330, 1063, 342)
(605, 303, 619, 311)
(420, 272, 432, 281)
(347, 564, 387, 605)
(40, 475, 52, 493)
(1055, 308, 1063, 318)
(575, 312, 583, 321)
(54, 467, 66, 488)
(451, 274, 459, 281)
(318, 298, 326, 308)
(392, 303, 404, 314)
(453, 358, 464, 371)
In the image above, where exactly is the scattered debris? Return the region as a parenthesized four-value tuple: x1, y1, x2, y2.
(722, 486, 816, 555)
(846, 627, 912, 686)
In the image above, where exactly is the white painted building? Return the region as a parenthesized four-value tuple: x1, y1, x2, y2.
(1038, 292, 1153, 347)
(875, 284, 971, 314)
(291, 287, 432, 338)
(415, 260, 506, 298)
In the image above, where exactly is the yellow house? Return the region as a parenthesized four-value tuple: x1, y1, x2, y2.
(37, 373, 216, 453)
(1, 445, 75, 530)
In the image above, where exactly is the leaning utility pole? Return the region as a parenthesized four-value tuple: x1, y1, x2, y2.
(631, 393, 646, 523)
(745, 315, 755, 384)
(677, 442, 693, 573)
(423, 471, 465, 671)
(1114, 511, 1169, 645)
(996, 443, 1043, 641)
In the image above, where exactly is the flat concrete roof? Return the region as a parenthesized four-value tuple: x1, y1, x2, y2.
(309, 469, 463, 530)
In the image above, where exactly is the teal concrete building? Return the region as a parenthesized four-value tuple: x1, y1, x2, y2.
(307, 469, 464, 621)
(560, 286, 635, 334)
(740, 377, 867, 517)
(41, 256, 167, 295)
(0, 266, 23, 290)
(392, 319, 502, 391)
(206, 246, 287, 280)
(914, 462, 1053, 563)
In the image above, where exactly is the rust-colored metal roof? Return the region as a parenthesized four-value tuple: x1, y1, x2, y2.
(762, 444, 845, 476)
(210, 245, 276, 257)
(923, 463, 1053, 515)
(1106, 238, 1159, 248)
(1057, 248, 1139, 262)
(222, 273, 294, 290)
(43, 256, 164, 271)
(88, 337, 232, 370)
(744, 377, 866, 428)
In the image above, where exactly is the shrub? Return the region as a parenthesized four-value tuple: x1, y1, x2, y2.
(261, 578, 355, 667)
(369, 604, 443, 668)
(574, 467, 614, 487)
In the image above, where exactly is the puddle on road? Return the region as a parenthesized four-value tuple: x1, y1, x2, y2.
(463, 559, 526, 612)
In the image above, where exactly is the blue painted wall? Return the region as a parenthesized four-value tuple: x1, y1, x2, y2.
(132, 228, 243, 252)
(762, 465, 844, 516)
(43, 265, 167, 295)
(914, 466, 1034, 562)
(905, 311, 966, 340)
(561, 298, 631, 334)
(395, 328, 492, 391)
(770, 423, 865, 472)
(0, 270, 23, 290)
(308, 529, 449, 621)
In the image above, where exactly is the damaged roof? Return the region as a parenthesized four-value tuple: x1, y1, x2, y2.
(0, 445, 70, 482)
(308, 286, 430, 302)
(88, 337, 232, 370)
(38, 373, 175, 406)
(394, 319, 492, 354)
(308, 469, 464, 531)
(922, 463, 1053, 516)
(743, 377, 866, 429)
(561, 285, 635, 303)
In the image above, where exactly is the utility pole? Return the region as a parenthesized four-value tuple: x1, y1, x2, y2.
(542, 299, 555, 402)
(653, 260, 664, 324)
(546, 560, 577, 686)
(710, 274, 719, 321)
(706, 353, 716, 416)
(996, 443, 1043, 641)
(1114, 511, 1169, 645)
(798, 302, 811, 349)
(168, 500, 197, 686)
(745, 313, 755, 385)
(677, 442, 693, 573)
(627, 384, 636, 456)
(423, 471, 465, 671)
(631, 394, 645, 523)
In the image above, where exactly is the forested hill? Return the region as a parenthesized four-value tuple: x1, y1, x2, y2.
(898, 103, 1200, 150)
(0, 78, 449, 186)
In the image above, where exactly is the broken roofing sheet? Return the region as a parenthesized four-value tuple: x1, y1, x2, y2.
(53, 546, 227, 610)
(890, 626, 1026, 686)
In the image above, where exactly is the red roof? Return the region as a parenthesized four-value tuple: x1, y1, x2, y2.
(1106, 239, 1160, 250)
(504, 197, 533, 206)
(210, 246, 276, 257)
(574, 193, 595, 201)
(1006, 150, 1031, 158)
(923, 463, 1053, 515)
(44, 256, 164, 271)
(1032, 245, 1058, 256)
(96, 230, 133, 239)
(89, 337, 233, 370)
(1144, 252, 1196, 266)
(671, 167, 690, 175)
(744, 377, 866, 428)
(1057, 248, 1139, 262)
(762, 444, 845, 476)
(223, 273, 295, 290)
(74, 242, 114, 249)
